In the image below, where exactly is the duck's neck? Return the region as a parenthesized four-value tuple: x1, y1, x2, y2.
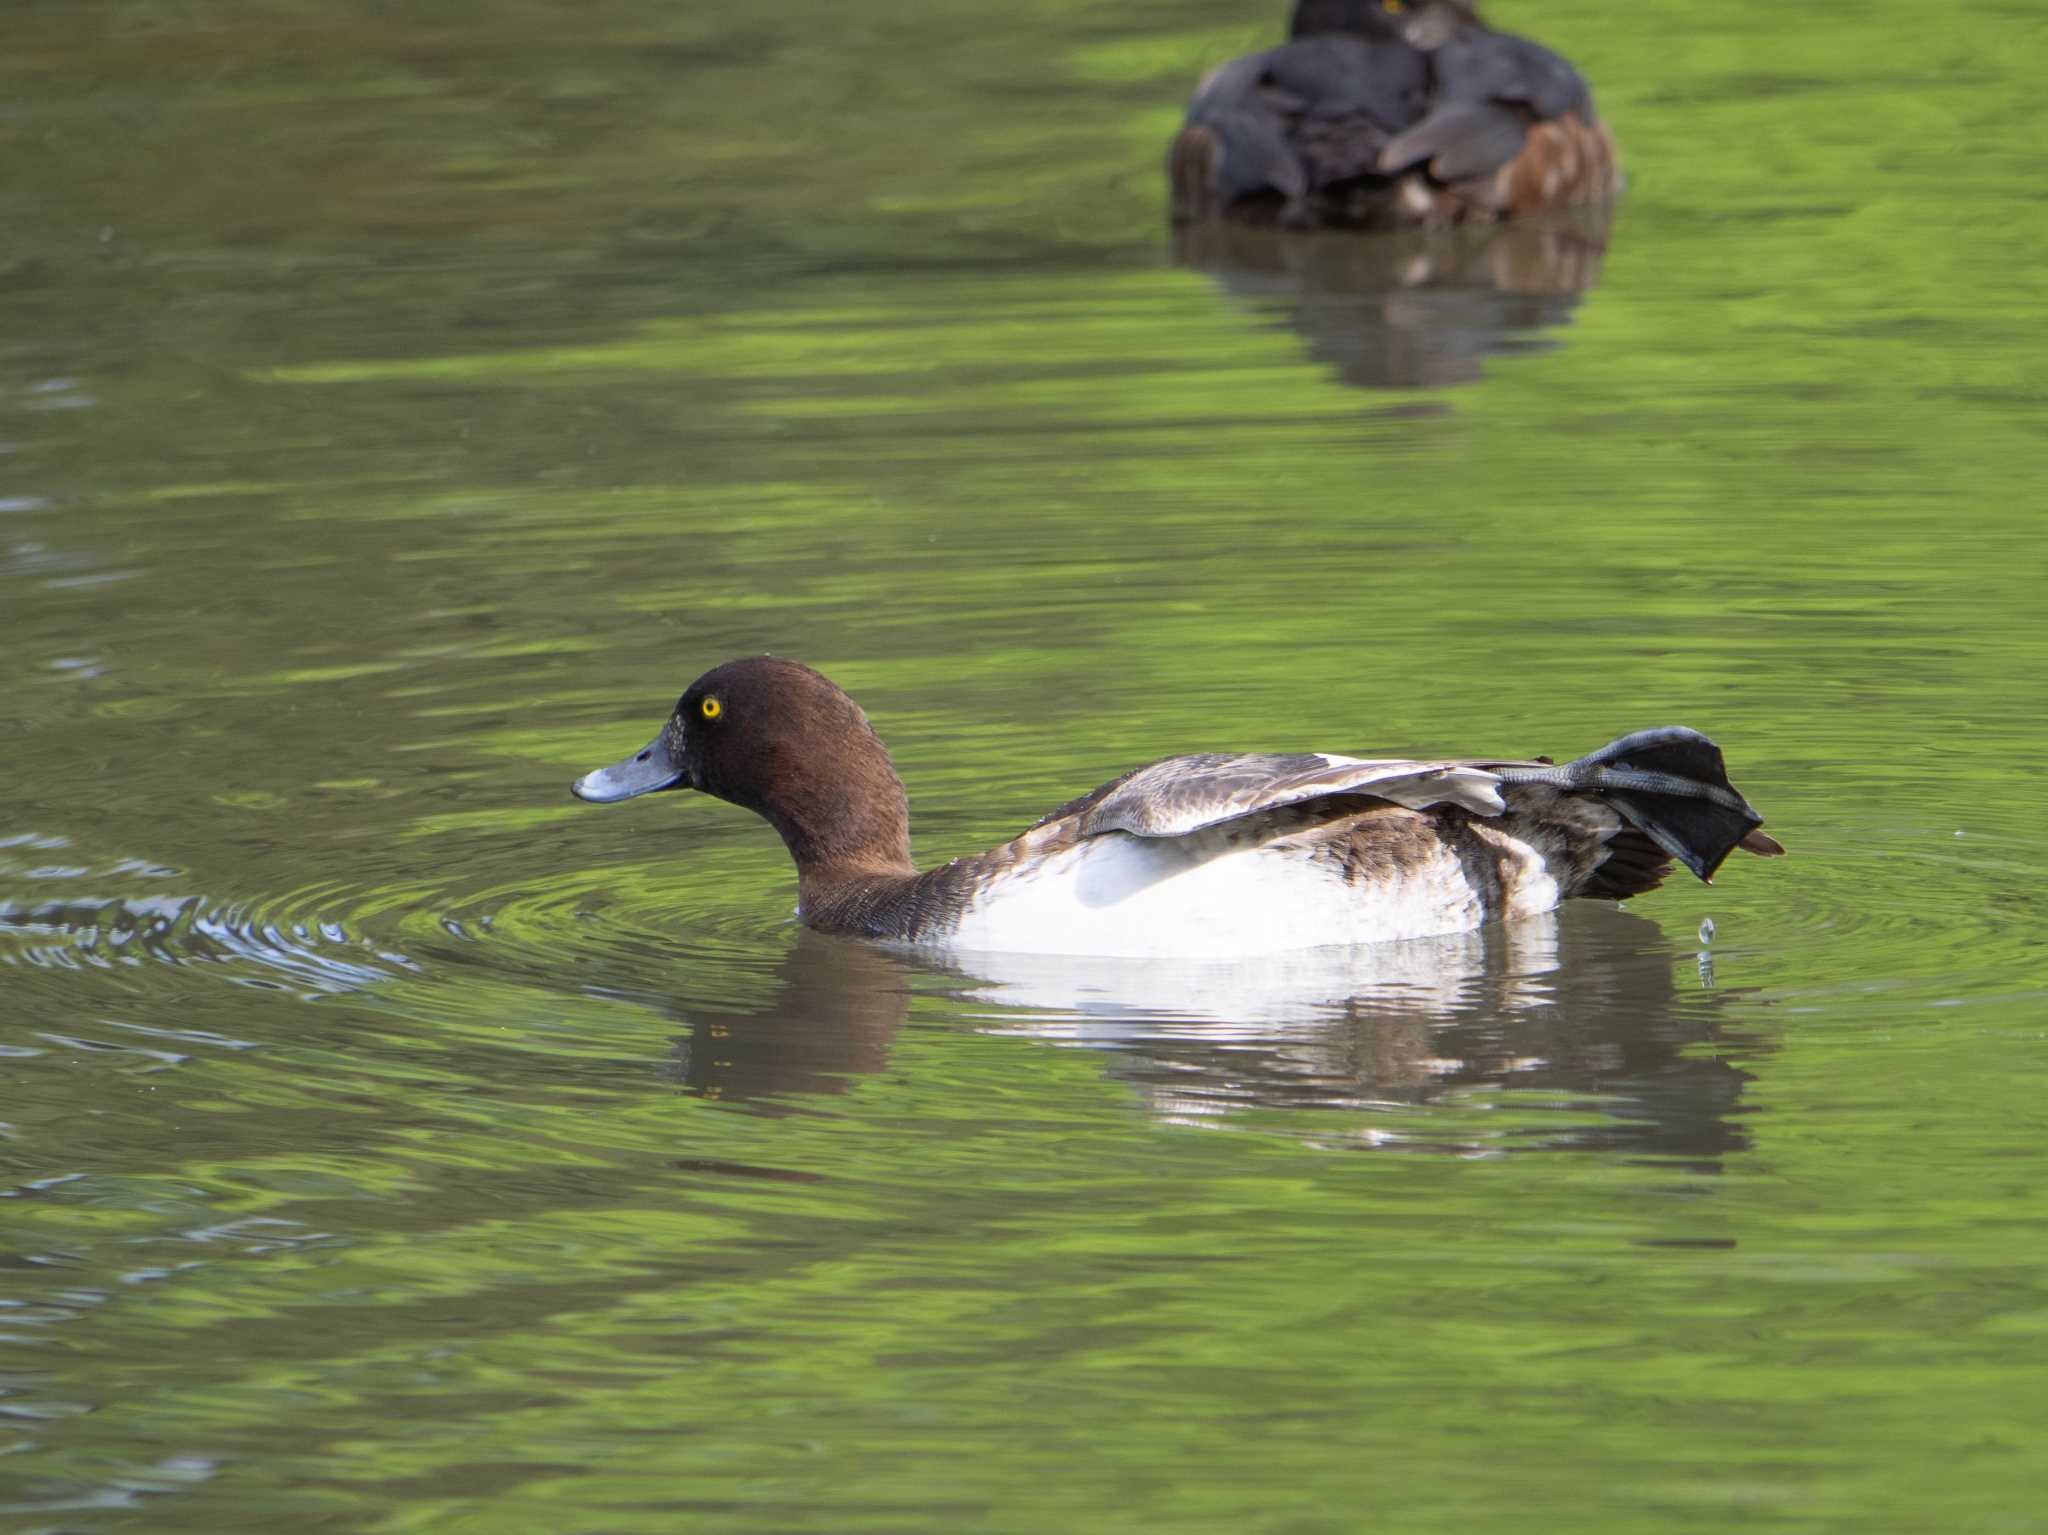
(793, 848, 918, 924)
(756, 753, 917, 915)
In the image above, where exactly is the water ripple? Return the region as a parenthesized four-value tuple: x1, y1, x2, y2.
(0, 836, 785, 1020)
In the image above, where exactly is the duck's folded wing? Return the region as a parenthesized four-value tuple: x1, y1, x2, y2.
(1438, 32, 1593, 122)
(1377, 100, 1531, 180)
(1379, 30, 1597, 180)
(1261, 37, 1429, 134)
(1064, 753, 1509, 840)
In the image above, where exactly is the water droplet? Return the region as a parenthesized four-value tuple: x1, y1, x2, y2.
(1698, 917, 1716, 946)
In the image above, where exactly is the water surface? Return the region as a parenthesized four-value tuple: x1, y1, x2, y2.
(4, 0, 2047, 1529)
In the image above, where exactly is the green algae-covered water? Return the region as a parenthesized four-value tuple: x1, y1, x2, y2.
(5, 1, 2047, 1528)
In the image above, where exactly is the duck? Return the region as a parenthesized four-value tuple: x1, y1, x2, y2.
(570, 657, 1782, 959)
(1169, 0, 1620, 231)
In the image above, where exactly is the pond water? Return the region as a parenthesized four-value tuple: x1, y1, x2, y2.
(4, 0, 2046, 1529)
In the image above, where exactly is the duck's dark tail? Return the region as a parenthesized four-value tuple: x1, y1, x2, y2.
(1495, 727, 1786, 887)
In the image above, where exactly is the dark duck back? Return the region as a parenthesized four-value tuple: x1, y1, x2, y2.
(1170, 0, 1619, 231)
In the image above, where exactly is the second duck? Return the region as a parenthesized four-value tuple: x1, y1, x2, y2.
(1169, 0, 1620, 230)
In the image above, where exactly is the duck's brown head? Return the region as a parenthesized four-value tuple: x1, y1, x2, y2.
(572, 656, 914, 885)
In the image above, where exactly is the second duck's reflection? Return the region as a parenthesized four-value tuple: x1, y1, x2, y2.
(1174, 206, 1612, 390)
(652, 907, 1761, 1165)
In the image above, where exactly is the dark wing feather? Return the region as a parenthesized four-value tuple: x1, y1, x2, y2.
(1260, 36, 1429, 134)
(1178, 36, 1431, 210)
(1432, 30, 1595, 122)
(1179, 50, 1311, 208)
(1377, 100, 1531, 179)
(1064, 753, 1510, 840)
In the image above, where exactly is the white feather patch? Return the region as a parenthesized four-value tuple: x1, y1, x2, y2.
(934, 822, 1544, 959)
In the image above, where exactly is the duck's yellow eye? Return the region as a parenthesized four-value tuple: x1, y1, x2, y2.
(699, 696, 722, 721)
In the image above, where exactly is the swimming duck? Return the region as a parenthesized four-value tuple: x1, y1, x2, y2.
(571, 658, 1782, 959)
(1170, 0, 1619, 230)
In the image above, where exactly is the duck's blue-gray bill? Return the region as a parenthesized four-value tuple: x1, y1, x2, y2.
(572, 731, 687, 803)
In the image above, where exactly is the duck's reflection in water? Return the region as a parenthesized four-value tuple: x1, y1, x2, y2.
(652, 934, 912, 1111)
(951, 909, 1757, 1164)
(651, 908, 1761, 1165)
(1173, 205, 1613, 390)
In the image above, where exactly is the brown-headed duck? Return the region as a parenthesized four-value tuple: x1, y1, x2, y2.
(573, 658, 1779, 957)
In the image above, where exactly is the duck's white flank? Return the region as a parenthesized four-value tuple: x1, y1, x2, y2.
(962, 911, 1564, 1029)
(934, 816, 1566, 959)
